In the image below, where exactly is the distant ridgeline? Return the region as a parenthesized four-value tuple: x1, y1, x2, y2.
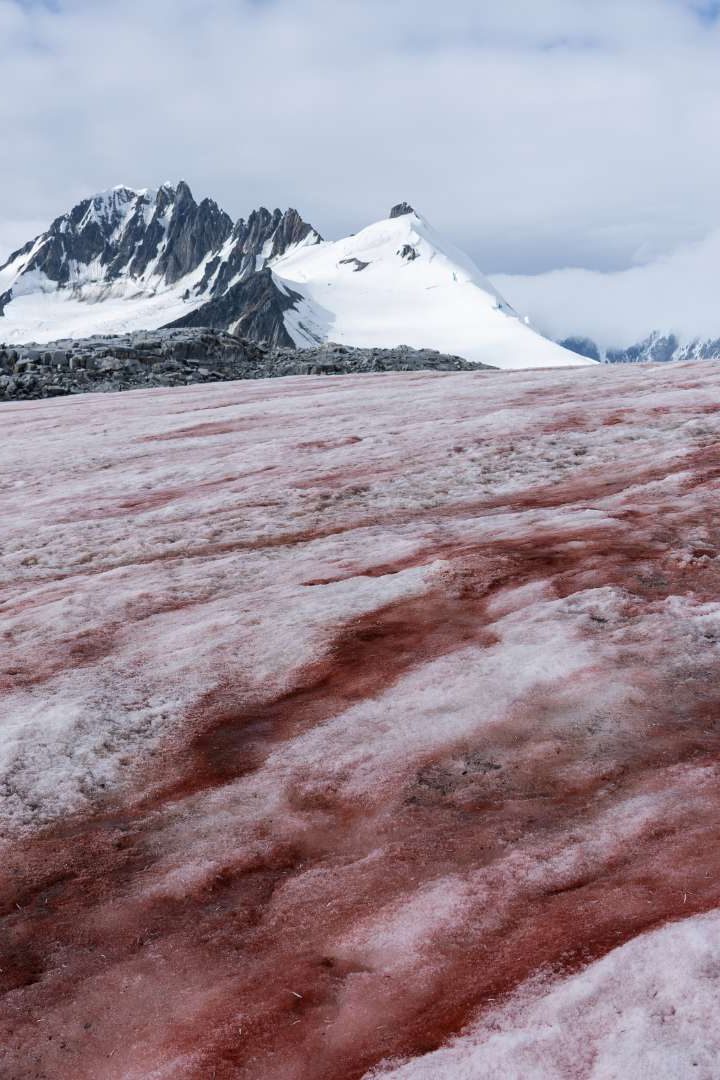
(560, 332, 720, 364)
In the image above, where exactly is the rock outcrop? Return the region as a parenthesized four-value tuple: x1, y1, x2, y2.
(0, 329, 492, 402)
(389, 201, 415, 218)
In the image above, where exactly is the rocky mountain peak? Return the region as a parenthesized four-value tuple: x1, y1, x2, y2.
(197, 205, 321, 300)
(0, 182, 240, 289)
(174, 179, 194, 202)
(0, 183, 322, 346)
(233, 206, 321, 258)
(389, 201, 416, 219)
(270, 207, 321, 258)
(152, 181, 233, 286)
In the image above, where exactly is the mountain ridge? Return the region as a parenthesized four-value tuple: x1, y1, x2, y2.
(0, 183, 590, 370)
(560, 331, 720, 364)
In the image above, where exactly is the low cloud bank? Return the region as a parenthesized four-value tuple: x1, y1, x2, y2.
(493, 228, 720, 350)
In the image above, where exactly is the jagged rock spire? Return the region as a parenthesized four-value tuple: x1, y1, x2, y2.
(389, 202, 415, 219)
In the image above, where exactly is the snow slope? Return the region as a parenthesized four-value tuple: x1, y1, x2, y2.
(371, 911, 720, 1079)
(273, 207, 591, 369)
(0, 268, 207, 342)
(3, 360, 720, 1078)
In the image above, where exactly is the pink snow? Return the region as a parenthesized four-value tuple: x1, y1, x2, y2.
(2, 361, 720, 1078)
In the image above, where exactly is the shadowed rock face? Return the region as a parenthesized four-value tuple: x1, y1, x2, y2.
(152, 182, 235, 286)
(2, 361, 720, 1078)
(558, 336, 601, 362)
(166, 268, 303, 346)
(193, 207, 318, 302)
(190, 212, 311, 338)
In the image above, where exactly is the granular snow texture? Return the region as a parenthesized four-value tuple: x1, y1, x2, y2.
(2, 362, 720, 1079)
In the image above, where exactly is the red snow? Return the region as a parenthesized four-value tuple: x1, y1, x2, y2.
(2, 365, 720, 1079)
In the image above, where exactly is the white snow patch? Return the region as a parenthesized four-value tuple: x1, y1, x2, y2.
(367, 910, 720, 1080)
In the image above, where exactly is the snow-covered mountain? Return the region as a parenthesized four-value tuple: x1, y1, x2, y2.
(271, 203, 588, 369)
(0, 182, 319, 347)
(0, 186, 590, 369)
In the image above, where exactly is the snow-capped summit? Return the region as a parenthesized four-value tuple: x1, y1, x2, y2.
(0, 183, 320, 345)
(1, 182, 230, 293)
(264, 204, 589, 369)
(0, 187, 591, 367)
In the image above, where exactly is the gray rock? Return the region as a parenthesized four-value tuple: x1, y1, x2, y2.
(389, 202, 415, 219)
(166, 269, 302, 348)
(0, 328, 496, 403)
(339, 258, 369, 272)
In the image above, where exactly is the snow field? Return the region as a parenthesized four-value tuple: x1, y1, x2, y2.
(2, 360, 720, 1078)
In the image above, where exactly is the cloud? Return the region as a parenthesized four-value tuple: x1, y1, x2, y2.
(493, 227, 720, 349)
(2, 0, 720, 286)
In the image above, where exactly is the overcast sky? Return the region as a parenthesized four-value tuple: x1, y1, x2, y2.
(2, 0, 720, 342)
